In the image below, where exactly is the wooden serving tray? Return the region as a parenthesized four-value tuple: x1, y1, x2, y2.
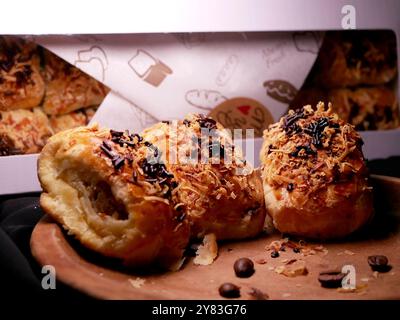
(30, 175, 400, 300)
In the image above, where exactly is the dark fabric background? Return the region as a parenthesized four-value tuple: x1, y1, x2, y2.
(0, 157, 399, 300)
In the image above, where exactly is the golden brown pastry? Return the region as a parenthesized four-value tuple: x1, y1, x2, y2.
(42, 50, 108, 116)
(0, 108, 53, 155)
(49, 107, 97, 133)
(314, 31, 397, 88)
(260, 103, 373, 239)
(328, 86, 399, 130)
(0, 36, 45, 111)
(142, 114, 266, 240)
(38, 125, 190, 269)
(290, 86, 399, 131)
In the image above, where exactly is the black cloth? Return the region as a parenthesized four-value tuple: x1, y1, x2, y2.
(0, 197, 90, 300)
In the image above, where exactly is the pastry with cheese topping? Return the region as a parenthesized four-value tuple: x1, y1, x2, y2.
(49, 107, 97, 134)
(42, 50, 108, 116)
(260, 102, 373, 239)
(314, 31, 397, 87)
(0, 107, 53, 155)
(38, 125, 190, 269)
(142, 114, 266, 240)
(0, 36, 45, 111)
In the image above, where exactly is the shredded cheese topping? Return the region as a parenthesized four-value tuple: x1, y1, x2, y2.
(261, 102, 368, 204)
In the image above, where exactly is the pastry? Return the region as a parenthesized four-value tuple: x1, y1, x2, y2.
(0, 108, 53, 155)
(0, 36, 45, 111)
(38, 125, 190, 269)
(49, 107, 97, 134)
(314, 31, 397, 87)
(142, 114, 266, 240)
(290, 86, 399, 130)
(328, 87, 399, 131)
(260, 102, 373, 239)
(42, 50, 108, 116)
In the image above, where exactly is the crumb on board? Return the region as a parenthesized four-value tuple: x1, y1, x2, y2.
(275, 260, 308, 277)
(266, 238, 328, 256)
(337, 283, 368, 293)
(128, 277, 146, 289)
(255, 258, 267, 265)
(193, 233, 218, 266)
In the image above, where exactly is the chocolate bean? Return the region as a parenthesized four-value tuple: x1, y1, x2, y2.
(318, 271, 345, 288)
(218, 283, 240, 298)
(271, 251, 279, 258)
(234, 258, 255, 278)
(368, 255, 391, 272)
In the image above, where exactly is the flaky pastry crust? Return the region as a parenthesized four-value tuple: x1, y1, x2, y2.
(142, 114, 266, 240)
(38, 125, 190, 269)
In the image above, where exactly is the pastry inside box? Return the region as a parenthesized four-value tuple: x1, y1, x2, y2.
(0, 36, 109, 156)
(290, 30, 399, 131)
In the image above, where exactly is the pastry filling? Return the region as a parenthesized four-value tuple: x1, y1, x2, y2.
(87, 180, 128, 221)
(61, 169, 129, 221)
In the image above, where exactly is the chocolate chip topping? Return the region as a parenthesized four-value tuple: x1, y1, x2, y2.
(303, 117, 330, 148)
(100, 141, 117, 158)
(282, 109, 305, 133)
(141, 158, 173, 181)
(290, 144, 316, 158)
(131, 133, 143, 142)
(112, 156, 125, 170)
(197, 116, 217, 130)
(110, 130, 124, 138)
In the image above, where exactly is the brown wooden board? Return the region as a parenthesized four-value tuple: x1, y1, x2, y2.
(30, 175, 400, 300)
